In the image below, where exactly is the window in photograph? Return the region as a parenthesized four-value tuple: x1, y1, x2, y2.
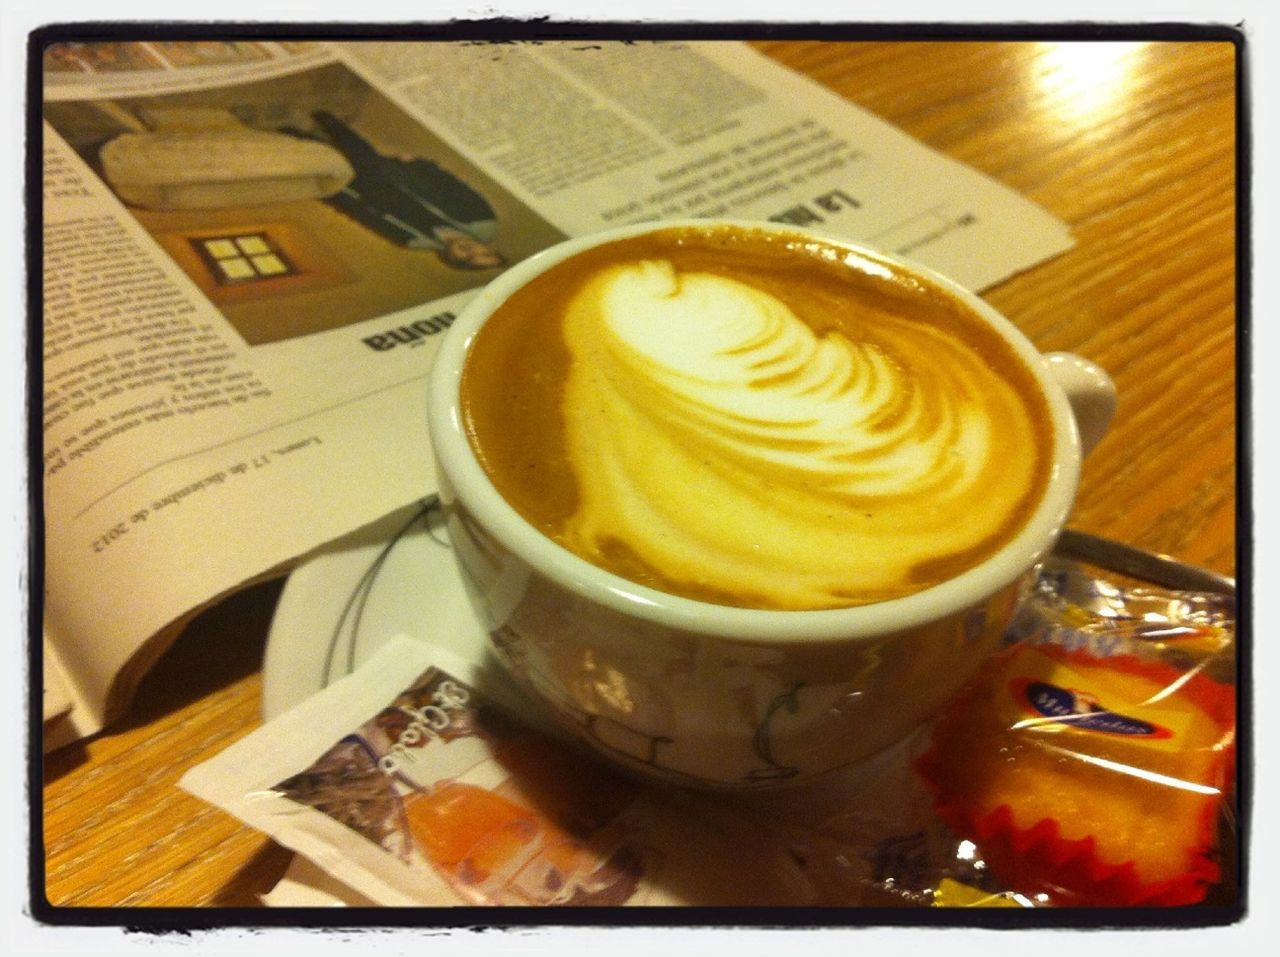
(194, 232, 298, 285)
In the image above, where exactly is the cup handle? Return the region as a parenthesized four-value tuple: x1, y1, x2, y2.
(1044, 352, 1116, 456)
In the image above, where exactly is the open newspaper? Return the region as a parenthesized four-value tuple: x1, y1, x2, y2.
(39, 38, 1074, 747)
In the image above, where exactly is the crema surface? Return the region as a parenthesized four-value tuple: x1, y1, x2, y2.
(461, 226, 1053, 610)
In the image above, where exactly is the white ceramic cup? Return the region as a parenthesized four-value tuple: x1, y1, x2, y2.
(427, 220, 1116, 790)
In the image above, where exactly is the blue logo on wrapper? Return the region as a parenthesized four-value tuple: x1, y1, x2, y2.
(1013, 679, 1172, 738)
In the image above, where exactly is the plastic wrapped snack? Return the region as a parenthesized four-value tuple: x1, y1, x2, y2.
(915, 559, 1237, 907)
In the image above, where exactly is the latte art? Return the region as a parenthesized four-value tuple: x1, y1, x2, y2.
(460, 226, 1053, 610)
(567, 260, 984, 500)
(560, 260, 1031, 608)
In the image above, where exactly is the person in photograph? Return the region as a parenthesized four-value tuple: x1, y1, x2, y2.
(298, 110, 507, 271)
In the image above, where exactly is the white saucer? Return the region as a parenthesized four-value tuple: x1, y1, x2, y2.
(262, 498, 505, 720)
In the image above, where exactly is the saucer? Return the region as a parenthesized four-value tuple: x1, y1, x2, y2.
(262, 498, 499, 720)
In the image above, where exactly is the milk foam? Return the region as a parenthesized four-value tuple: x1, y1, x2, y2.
(558, 259, 1043, 609)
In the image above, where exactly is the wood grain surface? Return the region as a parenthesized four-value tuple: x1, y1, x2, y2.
(39, 38, 1241, 911)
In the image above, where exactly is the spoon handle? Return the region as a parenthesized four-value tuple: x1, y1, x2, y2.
(1054, 529, 1236, 596)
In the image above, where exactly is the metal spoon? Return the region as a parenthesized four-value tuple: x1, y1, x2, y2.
(1054, 528, 1236, 596)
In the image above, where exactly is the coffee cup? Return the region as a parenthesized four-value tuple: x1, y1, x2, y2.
(427, 219, 1115, 789)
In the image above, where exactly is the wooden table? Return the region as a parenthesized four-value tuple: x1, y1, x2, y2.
(40, 37, 1240, 911)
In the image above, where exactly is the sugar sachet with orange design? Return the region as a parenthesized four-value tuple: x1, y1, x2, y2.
(915, 559, 1237, 907)
(179, 635, 831, 907)
(181, 637, 654, 905)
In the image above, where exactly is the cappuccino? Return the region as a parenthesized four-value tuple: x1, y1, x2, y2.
(460, 225, 1053, 610)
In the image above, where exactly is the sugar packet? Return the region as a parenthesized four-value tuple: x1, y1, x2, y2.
(180, 636, 861, 907)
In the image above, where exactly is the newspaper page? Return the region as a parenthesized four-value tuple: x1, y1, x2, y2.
(39, 38, 1073, 743)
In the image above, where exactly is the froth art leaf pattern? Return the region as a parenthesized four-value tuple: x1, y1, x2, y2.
(559, 261, 1044, 609)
